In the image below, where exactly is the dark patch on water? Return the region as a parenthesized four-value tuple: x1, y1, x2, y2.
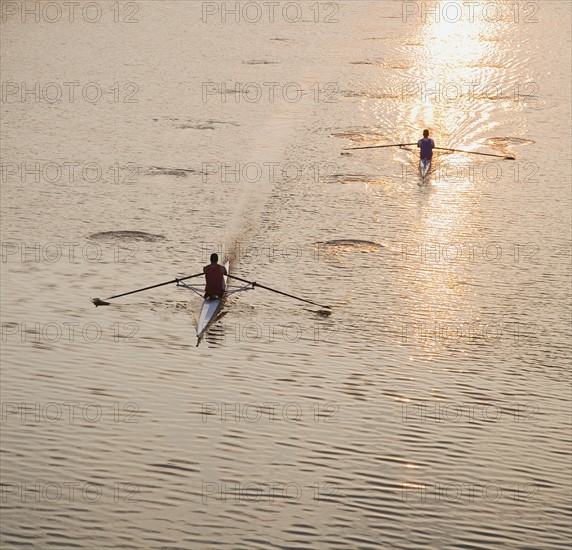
(329, 173, 371, 184)
(468, 63, 508, 69)
(316, 239, 383, 251)
(147, 166, 204, 177)
(147, 460, 200, 476)
(179, 122, 216, 130)
(89, 231, 165, 242)
(343, 90, 401, 100)
(152, 117, 239, 130)
(331, 130, 389, 145)
(481, 137, 535, 147)
(243, 60, 278, 65)
(350, 60, 410, 69)
(178, 119, 240, 130)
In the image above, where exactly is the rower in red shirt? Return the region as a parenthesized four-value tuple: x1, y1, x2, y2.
(203, 253, 227, 299)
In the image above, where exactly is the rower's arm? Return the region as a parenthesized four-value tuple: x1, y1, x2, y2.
(221, 266, 228, 276)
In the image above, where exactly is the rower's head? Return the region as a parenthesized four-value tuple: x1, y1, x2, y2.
(423, 129, 429, 138)
(210, 253, 218, 264)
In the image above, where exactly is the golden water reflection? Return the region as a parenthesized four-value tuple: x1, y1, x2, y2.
(392, 9, 519, 354)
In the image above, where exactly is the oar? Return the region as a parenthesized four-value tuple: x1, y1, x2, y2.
(434, 147, 515, 160)
(91, 273, 203, 306)
(227, 275, 331, 310)
(344, 143, 416, 151)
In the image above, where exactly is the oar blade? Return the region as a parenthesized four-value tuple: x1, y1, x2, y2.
(92, 298, 110, 307)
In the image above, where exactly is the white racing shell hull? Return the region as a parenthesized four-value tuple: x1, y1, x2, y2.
(197, 261, 229, 341)
(420, 158, 431, 180)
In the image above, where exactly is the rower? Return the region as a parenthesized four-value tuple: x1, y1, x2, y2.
(417, 129, 435, 161)
(203, 253, 227, 299)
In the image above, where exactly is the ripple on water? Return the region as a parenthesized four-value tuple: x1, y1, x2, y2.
(88, 231, 166, 242)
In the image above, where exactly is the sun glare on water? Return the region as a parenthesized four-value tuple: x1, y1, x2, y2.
(394, 8, 511, 337)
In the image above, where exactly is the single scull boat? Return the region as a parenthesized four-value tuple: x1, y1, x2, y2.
(177, 260, 254, 345)
(344, 140, 516, 184)
(91, 261, 331, 347)
(196, 260, 229, 344)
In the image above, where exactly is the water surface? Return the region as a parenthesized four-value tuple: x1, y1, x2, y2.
(1, 1, 571, 549)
